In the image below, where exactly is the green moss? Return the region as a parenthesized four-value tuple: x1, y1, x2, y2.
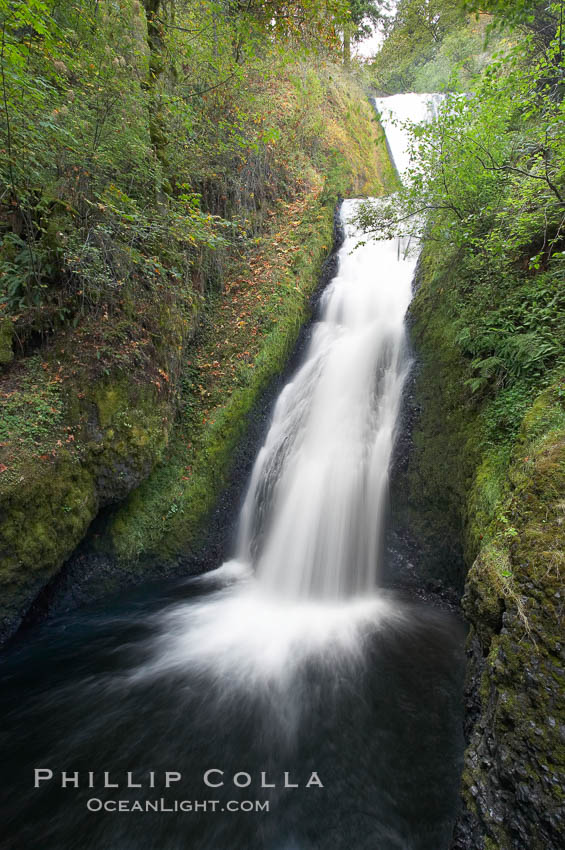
(91, 379, 171, 459)
(0, 367, 178, 638)
(94, 384, 127, 429)
(316, 69, 398, 199)
(462, 543, 507, 649)
(466, 447, 510, 556)
(82, 376, 176, 505)
(514, 384, 565, 466)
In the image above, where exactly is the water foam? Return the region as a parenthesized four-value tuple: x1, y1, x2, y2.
(135, 563, 400, 684)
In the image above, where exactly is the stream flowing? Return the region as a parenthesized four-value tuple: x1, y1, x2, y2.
(0, 94, 464, 850)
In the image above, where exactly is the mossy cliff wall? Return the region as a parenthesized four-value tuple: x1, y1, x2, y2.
(393, 246, 565, 849)
(0, 81, 396, 644)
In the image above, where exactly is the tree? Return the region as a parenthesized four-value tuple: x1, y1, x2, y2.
(369, 0, 466, 89)
(465, 0, 564, 48)
(356, 3, 565, 394)
(343, 0, 388, 65)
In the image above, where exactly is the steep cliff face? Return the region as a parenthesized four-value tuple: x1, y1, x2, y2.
(458, 392, 565, 850)
(0, 76, 396, 644)
(395, 247, 565, 849)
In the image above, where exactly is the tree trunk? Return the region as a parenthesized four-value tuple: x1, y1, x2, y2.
(142, 0, 168, 170)
(343, 28, 351, 67)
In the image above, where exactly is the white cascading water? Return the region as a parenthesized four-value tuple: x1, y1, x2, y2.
(135, 93, 442, 696)
(235, 93, 442, 600)
(236, 204, 415, 599)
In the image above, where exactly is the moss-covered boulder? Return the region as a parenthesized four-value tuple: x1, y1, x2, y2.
(0, 453, 96, 638)
(80, 379, 173, 505)
(0, 367, 177, 643)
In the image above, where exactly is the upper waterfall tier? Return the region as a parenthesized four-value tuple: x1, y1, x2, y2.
(374, 93, 444, 180)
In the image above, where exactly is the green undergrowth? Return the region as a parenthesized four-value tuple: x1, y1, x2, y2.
(0, 61, 394, 639)
(398, 231, 565, 581)
(0, 356, 65, 457)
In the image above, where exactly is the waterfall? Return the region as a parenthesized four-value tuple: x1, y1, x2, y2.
(237, 207, 415, 599)
(234, 94, 442, 600)
(132, 93, 442, 688)
(1, 94, 465, 850)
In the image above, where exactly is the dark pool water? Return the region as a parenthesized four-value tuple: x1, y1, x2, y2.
(0, 568, 464, 850)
